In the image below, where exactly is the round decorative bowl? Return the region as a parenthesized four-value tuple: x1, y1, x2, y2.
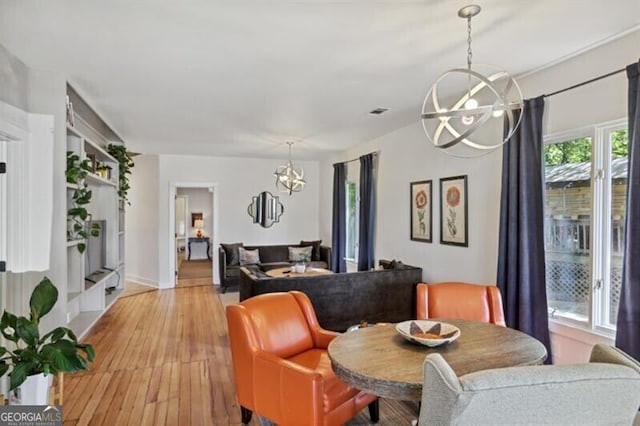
(395, 320, 461, 347)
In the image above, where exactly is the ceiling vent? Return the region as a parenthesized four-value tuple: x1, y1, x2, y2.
(369, 108, 389, 115)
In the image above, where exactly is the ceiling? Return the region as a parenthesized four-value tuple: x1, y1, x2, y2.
(0, 1, 638, 160)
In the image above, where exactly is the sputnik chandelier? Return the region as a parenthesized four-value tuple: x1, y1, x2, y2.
(421, 4, 523, 158)
(274, 141, 305, 195)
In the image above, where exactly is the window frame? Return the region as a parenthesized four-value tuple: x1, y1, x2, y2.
(543, 118, 627, 337)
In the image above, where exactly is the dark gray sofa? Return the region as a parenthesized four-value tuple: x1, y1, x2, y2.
(239, 262, 422, 331)
(218, 242, 331, 293)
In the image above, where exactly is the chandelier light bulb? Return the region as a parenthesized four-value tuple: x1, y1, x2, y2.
(464, 98, 478, 109)
(462, 98, 478, 125)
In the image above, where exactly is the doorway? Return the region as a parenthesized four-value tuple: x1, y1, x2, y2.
(169, 184, 217, 287)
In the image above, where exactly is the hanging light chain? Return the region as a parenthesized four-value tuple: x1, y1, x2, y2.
(466, 15, 473, 71)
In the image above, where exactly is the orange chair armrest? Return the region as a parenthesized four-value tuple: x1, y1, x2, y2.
(254, 351, 324, 424)
(313, 328, 339, 349)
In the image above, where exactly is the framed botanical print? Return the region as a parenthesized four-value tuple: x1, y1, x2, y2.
(439, 175, 468, 247)
(410, 180, 432, 243)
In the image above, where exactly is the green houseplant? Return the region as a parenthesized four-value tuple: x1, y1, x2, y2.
(106, 144, 135, 205)
(66, 151, 100, 253)
(0, 277, 95, 392)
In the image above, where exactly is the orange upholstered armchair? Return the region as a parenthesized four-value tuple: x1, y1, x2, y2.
(416, 282, 506, 326)
(226, 291, 379, 426)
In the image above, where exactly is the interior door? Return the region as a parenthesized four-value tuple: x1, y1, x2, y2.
(175, 194, 188, 284)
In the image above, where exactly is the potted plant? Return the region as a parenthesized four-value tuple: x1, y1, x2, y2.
(66, 151, 100, 253)
(0, 277, 95, 404)
(106, 144, 135, 205)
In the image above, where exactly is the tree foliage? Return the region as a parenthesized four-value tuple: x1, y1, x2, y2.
(544, 130, 628, 166)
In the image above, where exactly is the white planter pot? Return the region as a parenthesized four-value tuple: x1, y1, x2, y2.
(12, 373, 52, 405)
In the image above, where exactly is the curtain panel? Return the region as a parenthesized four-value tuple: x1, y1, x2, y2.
(616, 61, 640, 360)
(357, 153, 376, 271)
(497, 96, 553, 362)
(331, 162, 347, 273)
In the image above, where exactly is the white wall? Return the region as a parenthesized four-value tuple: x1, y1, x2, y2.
(321, 30, 640, 363)
(127, 154, 320, 288)
(321, 123, 503, 284)
(126, 155, 160, 285)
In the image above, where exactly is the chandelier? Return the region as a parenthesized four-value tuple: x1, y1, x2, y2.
(274, 141, 305, 195)
(421, 4, 523, 158)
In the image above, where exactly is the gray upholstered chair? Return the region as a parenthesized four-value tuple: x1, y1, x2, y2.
(419, 344, 640, 426)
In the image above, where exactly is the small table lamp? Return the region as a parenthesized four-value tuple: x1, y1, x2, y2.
(194, 219, 204, 238)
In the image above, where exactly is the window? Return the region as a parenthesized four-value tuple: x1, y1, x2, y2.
(345, 181, 358, 261)
(544, 120, 628, 334)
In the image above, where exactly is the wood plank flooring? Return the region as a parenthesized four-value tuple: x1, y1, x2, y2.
(63, 284, 417, 425)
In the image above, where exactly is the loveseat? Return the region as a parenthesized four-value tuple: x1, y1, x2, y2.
(218, 241, 331, 292)
(239, 261, 423, 331)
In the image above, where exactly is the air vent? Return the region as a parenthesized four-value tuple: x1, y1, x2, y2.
(369, 108, 389, 115)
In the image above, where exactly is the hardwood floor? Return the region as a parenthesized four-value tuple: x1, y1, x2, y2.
(63, 284, 417, 425)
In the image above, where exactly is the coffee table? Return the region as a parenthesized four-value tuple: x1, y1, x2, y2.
(265, 266, 333, 278)
(328, 319, 547, 401)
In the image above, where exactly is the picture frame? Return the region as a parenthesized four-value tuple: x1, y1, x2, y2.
(410, 180, 432, 243)
(439, 175, 468, 247)
(191, 212, 203, 227)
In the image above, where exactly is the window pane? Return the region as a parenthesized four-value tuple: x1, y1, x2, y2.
(544, 137, 592, 322)
(346, 182, 357, 260)
(608, 129, 628, 325)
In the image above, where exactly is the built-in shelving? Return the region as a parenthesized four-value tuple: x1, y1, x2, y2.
(85, 173, 117, 187)
(64, 84, 126, 338)
(66, 239, 84, 247)
(67, 291, 81, 302)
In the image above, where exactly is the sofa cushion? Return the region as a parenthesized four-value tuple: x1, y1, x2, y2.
(250, 245, 289, 263)
(289, 246, 313, 262)
(239, 247, 261, 265)
(221, 242, 243, 266)
(226, 265, 241, 278)
(300, 240, 322, 261)
(308, 261, 328, 269)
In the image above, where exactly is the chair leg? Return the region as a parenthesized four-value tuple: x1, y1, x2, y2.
(368, 399, 380, 423)
(241, 406, 252, 424)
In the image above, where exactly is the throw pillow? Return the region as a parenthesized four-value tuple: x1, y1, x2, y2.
(239, 247, 261, 265)
(289, 246, 313, 262)
(221, 242, 243, 266)
(300, 240, 322, 261)
(391, 259, 406, 269)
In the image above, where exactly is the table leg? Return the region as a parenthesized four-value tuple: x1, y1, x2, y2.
(206, 240, 211, 260)
(188, 242, 192, 260)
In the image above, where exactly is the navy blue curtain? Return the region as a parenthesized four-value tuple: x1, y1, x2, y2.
(331, 163, 347, 273)
(497, 96, 552, 363)
(357, 154, 376, 271)
(616, 61, 640, 360)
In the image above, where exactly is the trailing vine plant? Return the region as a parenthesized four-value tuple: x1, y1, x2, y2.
(106, 144, 135, 205)
(66, 151, 100, 253)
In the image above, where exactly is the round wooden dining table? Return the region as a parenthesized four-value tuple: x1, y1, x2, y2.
(328, 319, 547, 401)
